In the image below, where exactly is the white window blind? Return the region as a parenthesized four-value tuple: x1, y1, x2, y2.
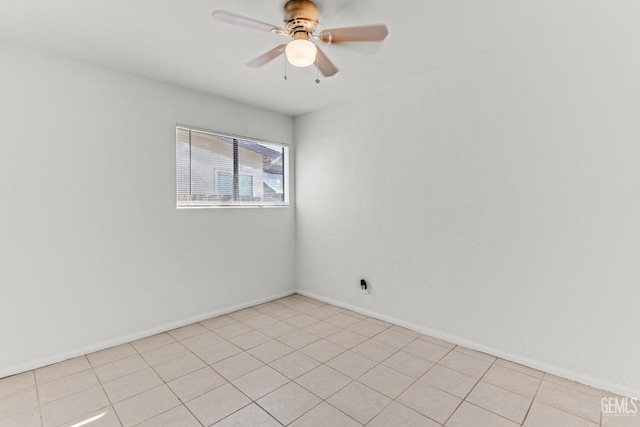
(176, 126, 289, 207)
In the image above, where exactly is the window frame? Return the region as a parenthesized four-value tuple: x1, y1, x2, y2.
(176, 124, 290, 209)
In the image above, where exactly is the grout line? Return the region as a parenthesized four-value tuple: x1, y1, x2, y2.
(535, 374, 605, 425)
(441, 356, 499, 426)
(521, 372, 544, 427)
(32, 371, 43, 427)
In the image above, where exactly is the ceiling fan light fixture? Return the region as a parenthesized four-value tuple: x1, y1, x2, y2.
(285, 39, 317, 67)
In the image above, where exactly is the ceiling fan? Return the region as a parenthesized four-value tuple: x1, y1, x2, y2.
(211, 0, 389, 78)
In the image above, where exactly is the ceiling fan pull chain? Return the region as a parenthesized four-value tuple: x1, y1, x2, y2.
(284, 55, 288, 80)
(315, 53, 320, 84)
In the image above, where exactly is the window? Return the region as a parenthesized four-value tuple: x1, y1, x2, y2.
(176, 126, 289, 207)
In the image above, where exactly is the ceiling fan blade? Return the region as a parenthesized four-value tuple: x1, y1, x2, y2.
(211, 10, 285, 34)
(247, 45, 287, 68)
(315, 46, 338, 77)
(319, 24, 389, 44)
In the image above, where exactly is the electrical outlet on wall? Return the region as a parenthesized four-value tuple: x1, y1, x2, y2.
(360, 279, 369, 295)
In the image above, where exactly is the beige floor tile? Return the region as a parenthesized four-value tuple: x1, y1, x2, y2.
(326, 351, 377, 379)
(446, 402, 519, 427)
(37, 369, 99, 404)
(59, 406, 122, 427)
(358, 365, 414, 399)
(363, 318, 391, 329)
(113, 385, 180, 427)
(483, 364, 541, 398)
(93, 355, 149, 383)
(154, 353, 206, 382)
(0, 372, 35, 400)
(242, 314, 279, 329)
(524, 401, 599, 427)
(270, 307, 299, 320)
(382, 351, 434, 378)
(180, 331, 224, 352)
(466, 381, 532, 423)
(295, 365, 352, 399)
(258, 382, 321, 425)
(229, 331, 272, 350)
(325, 313, 361, 328)
(372, 329, 416, 349)
(139, 342, 189, 366)
(213, 403, 282, 427)
(215, 322, 254, 339)
(403, 340, 451, 363)
(228, 308, 261, 322)
(137, 405, 200, 427)
(278, 330, 320, 349)
(438, 350, 492, 378)
(602, 390, 640, 425)
(212, 352, 264, 381)
(602, 412, 640, 427)
(102, 368, 163, 403)
(494, 359, 544, 379)
(418, 334, 456, 350)
(41, 386, 110, 427)
(35, 357, 92, 384)
(253, 301, 285, 314)
(130, 333, 175, 353)
(193, 340, 243, 365)
(351, 339, 397, 363)
(454, 346, 497, 363)
(167, 323, 208, 341)
(200, 315, 236, 331)
(0, 388, 39, 421)
(544, 374, 604, 397)
(232, 366, 289, 400)
(0, 408, 41, 427)
(307, 307, 340, 320)
(327, 381, 391, 424)
(290, 402, 360, 427)
(304, 321, 343, 338)
(269, 352, 321, 380)
(326, 330, 367, 349)
(347, 320, 388, 338)
(258, 321, 299, 339)
(368, 402, 441, 427)
(341, 310, 367, 320)
(389, 325, 421, 338)
(420, 364, 478, 399)
(291, 302, 322, 313)
(86, 344, 137, 368)
(300, 339, 346, 363)
(187, 383, 251, 426)
(275, 296, 298, 307)
(397, 381, 461, 424)
(285, 314, 320, 328)
(536, 381, 603, 423)
(167, 367, 227, 403)
(247, 340, 293, 364)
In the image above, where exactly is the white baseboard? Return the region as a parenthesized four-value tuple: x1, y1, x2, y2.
(0, 290, 295, 379)
(296, 290, 640, 399)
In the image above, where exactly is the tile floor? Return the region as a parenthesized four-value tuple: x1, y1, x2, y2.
(0, 294, 637, 427)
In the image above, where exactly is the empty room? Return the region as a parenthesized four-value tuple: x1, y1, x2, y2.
(1, 0, 638, 426)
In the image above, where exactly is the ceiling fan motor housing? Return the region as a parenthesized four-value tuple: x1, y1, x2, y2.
(284, 0, 319, 37)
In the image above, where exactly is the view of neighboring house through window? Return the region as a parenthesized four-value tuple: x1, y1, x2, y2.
(176, 126, 289, 207)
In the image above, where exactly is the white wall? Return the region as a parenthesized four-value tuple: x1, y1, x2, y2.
(295, 10, 640, 395)
(0, 44, 295, 376)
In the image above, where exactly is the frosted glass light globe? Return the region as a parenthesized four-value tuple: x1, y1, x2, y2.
(285, 39, 317, 67)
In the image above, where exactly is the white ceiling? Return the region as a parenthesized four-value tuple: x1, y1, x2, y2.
(0, 0, 636, 116)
